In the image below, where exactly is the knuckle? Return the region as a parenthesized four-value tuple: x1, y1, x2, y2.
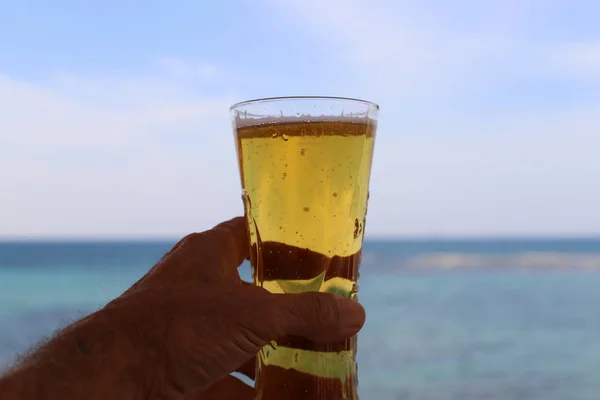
(180, 232, 207, 249)
(182, 232, 226, 260)
(309, 293, 339, 327)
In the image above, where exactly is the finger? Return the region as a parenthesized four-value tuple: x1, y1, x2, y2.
(208, 216, 250, 269)
(186, 376, 254, 400)
(160, 236, 188, 261)
(122, 235, 192, 294)
(168, 217, 249, 281)
(236, 357, 256, 380)
(274, 292, 366, 342)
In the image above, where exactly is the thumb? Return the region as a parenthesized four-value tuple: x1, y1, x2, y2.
(274, 292, 366, 342)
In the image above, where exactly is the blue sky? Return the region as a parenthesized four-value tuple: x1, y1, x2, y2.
(1, 0, 599, 238)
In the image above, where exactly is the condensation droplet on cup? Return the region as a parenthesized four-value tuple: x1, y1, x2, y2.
(300, 148, 306, 156)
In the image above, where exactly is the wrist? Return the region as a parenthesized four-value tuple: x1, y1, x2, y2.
(0, 307, 156, 400)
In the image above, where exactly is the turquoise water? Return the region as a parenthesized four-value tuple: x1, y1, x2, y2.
(2, 240, 600, 399)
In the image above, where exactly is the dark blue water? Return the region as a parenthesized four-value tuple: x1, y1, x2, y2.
(2, 239, 600, 399)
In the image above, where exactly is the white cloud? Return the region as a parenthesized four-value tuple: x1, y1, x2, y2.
(2, 1, 600, 238)
(157, 58, 220, 81)
(0, 71, 244, 238)
(263, 0, 600, 95)
(3, 59, 600, 238)
(261, 0, 443, 91)
(545, 41, 600, 81)
(367, 106, 600, 237)
(567, 42, 600, 69)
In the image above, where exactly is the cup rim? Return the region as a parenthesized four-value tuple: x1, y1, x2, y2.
(229, 96, 379, 111)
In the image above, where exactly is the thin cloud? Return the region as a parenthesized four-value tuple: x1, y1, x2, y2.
(3, 1, 600, 238)
(0, 70, 243, 238)
(0, 72, 236, 150)
(262, 0, 600, 93)
(157, 58, 221, 81)
(546, 41, 600, 79)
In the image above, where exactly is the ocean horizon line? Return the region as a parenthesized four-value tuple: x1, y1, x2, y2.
(1, 234, 600, 243)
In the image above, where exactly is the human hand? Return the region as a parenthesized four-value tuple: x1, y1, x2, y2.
(104, 217, 366, 399)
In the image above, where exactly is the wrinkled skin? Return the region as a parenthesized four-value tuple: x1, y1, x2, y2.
(98, 218, 365, 400)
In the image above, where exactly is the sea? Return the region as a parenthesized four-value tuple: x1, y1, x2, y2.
(2, 238, 600, 399)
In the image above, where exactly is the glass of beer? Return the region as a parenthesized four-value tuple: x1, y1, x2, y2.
(231, 96, 378, 400)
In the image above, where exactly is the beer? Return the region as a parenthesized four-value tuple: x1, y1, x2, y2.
(233, 103, 377, 400)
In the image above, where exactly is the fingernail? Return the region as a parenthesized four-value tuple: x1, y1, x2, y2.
(336, 297, 365, 335)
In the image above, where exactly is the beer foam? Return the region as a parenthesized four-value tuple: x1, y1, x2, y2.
(234, 113, 375, 129)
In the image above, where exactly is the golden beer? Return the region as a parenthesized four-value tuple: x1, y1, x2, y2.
(232, 98, 378, 400)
